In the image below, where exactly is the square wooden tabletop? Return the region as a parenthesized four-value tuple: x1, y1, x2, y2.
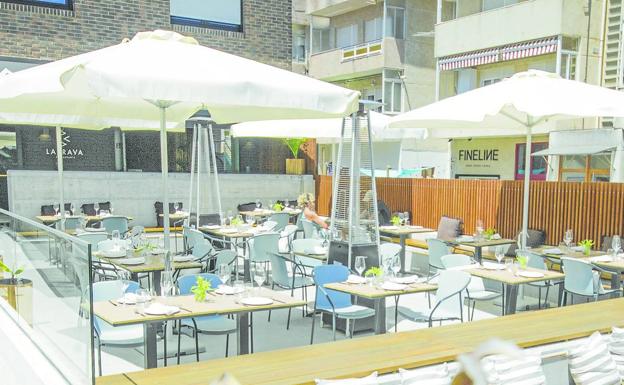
(378, 226, 434, 236)
(452, 238, 516, 248)
(93, 288, 306, 326)
(96, 253, 202, 273)
(199, 225, 255, 238)
(324, 281, 437, 299)
(530, 245, 605, 259)
(465, 266, 564, 285)
(293, 250, 328, 261)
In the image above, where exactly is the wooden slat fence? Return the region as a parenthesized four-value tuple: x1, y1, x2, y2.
(316, 176, 624, 250)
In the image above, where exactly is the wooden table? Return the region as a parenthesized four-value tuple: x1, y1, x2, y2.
(449, 238, 516, 263)
(378, 226, 434, 273)
(465, 266, 564, 315)
(36, 215, 134, 226)
(325, 280, 437, 334)
(93, 288, 306, 369)
(97, 298, 624, 385)
(239, 209, 301, 218)
(96, 253, 202, 292)
(293, 250, 328, 263)
(96, 374, 134, 385)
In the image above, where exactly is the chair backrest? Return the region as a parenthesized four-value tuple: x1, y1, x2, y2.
(377, 200, 392, 226)
(280, 224, 299, 252)
(437, 216, 463, 241)
(177, 273, 222, 295)
(249, 233, 280, 263)
(302, 218, 321, 239)
(191, 240, 214, 260)
(433, 270, 471, 317)
(427, 238, 451, 270)
(525, 251, 547, 270)
(93, 280, 139, 333)
(199, 213, 221, 226)
(506, 229, 546, 256)
(292, 238, 324, 253)
(379, 243, 402, 266)
(277, 199, 298, 208)
(313, 264, 352, 310)
(101, 216, 129, 235)
(269, 253, 291, 288)
(440, 254, 472, 269)
(187, 228, 206, 251)
(154, 201, 182, 214)
(562, 257, 596, 296)
(56, 217, 81, 231)
(268, 212, 290, 232)
(214, 250, 237, 267)
(77, 232, 109, 245)
(262, 220, 278, 232)
(41, 204, 56, 216)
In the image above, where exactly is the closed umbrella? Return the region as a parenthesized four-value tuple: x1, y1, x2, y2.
(0, 30, 360, 248)
(389, 70, 624, 247)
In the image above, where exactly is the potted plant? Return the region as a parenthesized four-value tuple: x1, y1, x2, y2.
(272, 202, 284, 212)
(190, 276, 213, 302)
(0, 259, 31, 316)
(364, 266, 384, 287)
(390, 215, 401, 226)
(283, 138, 307, 175)
(483, 228, 496, 240)
(578, 239, 594, 256)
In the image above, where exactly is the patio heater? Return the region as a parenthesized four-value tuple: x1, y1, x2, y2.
(328, 102, 381, 270)
(186, 112, 223, 229)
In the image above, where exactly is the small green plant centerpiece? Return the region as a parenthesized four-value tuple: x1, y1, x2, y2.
(578, 239, 594, 256)
(390, 215, 401, 226)
(283, 138, 307, 175)
(133, 243, 157, 256)
(483, 227, 496, 240)
(515, 253, 528, 269)
(365, 266, 384, 287)
(0, 257, 30, 312)
(0, 260, 23, 284)
(272, 202, 284, 212)
(191, 276, 213, 302)
(230, 216, 243, 226)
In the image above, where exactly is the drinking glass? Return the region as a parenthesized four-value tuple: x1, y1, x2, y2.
(218, 263, 231, 286)
(355, 256, 367, 277)
(117, 271, 130, 305)
(403, 212, 409, 226)
(495, 248, 505, 265)
(564, 229, 573, 248)
(397, 212, 404, 225)
(245, 215, 254, 226)
(268, 200, 274, 210)
(227, 210, 233, 225)
(612, 235, 621, 255)
(255, 199, 261, 209)
(251, 264, 266, 293)
(283, 199, 289, 209)
(53, 203, 60, 216)
(173, 202, 179, 212)
(70, 203, 75, 215)
(94, 202, 100, 215)
(391, 255, 401, 277)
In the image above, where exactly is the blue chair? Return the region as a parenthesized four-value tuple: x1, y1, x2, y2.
(310, 264, 375, 343)
(93, 280, 142, 375)
(268, 212, 290, 232)
(176, 274, 236, 362)
(101, 216, 129, 236)
(561, 257, 620, 305)
(267, 252, 314, 329)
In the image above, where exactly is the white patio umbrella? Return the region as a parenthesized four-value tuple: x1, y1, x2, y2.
(0, 30, 360, 248)
(389, 70, 624, 247)
(231, 111, 426, 143)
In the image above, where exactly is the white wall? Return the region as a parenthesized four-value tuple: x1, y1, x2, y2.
(8, 170, 315, 227)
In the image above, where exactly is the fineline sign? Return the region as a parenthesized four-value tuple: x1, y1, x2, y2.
(458, 149, 499, 161)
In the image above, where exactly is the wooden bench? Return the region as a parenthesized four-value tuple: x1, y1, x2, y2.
(97, 298, 624, 385)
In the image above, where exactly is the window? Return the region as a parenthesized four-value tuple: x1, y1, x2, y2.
(170, 0, 242, 32)
(336, 24, 358, 48)
(560, 50, 577, 80)
(383, 70, 403, 113)
(386, 7, 405, 39)
(560, 154, 611, 182)
(481, 78, 501, 87)
(5, 0, 71, 8)
(293, 28, 306, 62)
(482, 0, 519, 12)
(515, 142, 548, 181)
(365, 17, 383, 42)
(312, 28, 333, 53)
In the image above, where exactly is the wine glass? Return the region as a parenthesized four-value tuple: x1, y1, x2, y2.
(53, 203, 60, 216)
(70, 203, 75, 216)
(227, 210, 233, 225)
(476, 219, 484, 236)
(251, 264, 266, 293)
(255, 199, 261, 209)
(94, 202, 100, 215)
(495, 247, 505, 265)
(218, 263, 231, 286)
(160, 271, 175, 304)
(612, 235, 621, 255)
(118, 271, 130, 305)
(564, 229, 573, 248)
(112, 230, 120, 249)
(355, 256, 367, 277)
(283, 199, 289, 209)
(403, 212, 410, 226)
(391, 255, 401, 277)
(245, 215, 254, 226)
(173, 202, 179, 213)
(268, 200, 274, 211)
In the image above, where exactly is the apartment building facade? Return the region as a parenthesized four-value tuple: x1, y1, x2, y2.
(0, 0, 301, 183)
(433, 0, 624, 183)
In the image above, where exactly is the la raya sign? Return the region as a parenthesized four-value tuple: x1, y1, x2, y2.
(45, 130, 85, 159)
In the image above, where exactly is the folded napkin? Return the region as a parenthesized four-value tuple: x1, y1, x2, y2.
(253, 208, 264, 212)
(101, 249, 126, 258)
(144, 303, 179, 316)
(590, 255, 613, 263)
(457, 235, 475, 242)
(304, 246, 327, 255)
(345, 275, 367, 284)
(173, 255, 195, 262)
(448, 263, 480, 271)
(390, 276, 421, 284)
(380, 225, 399, 230)
(543, 248, 563, 255)
(203, 225, 221, 230)
(482, 261, 505, 270)
(571, 246, 584, 252)
(491, 233, 502, 240)
(381, 282, 407, 291)
(119, 257, 145, 265)
(216, 285, 244, 295)
(150, 248, 166, 255)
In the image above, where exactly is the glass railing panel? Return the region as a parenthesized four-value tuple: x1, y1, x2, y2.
(0, 209, 94, 385)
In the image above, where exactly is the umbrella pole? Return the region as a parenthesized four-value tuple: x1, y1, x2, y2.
(55, 126, 65, 231)
(196, 125, 202, 228)
(188, 124, 197, 225)
(521, 121, 533, 249)
(160, 106, 170, 251)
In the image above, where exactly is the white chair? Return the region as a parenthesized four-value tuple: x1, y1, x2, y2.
(379, 242, 402, 268)
(301, 218, 321, 239)
(279, 224, 298, 253)
(441, 254, 502, 320)
(398, 270, 470, 327)
(291, 238, 325, 268)
(98, 239, 131, 252)
(76, 232, 108, 246)
(93, 280, 144, 375)
(561, 257, 620, 305)
(427, 238, 451, 273)
(262, 220, 278, 232)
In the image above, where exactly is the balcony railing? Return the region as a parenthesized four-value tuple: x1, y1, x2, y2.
(340, 39, 383, 62)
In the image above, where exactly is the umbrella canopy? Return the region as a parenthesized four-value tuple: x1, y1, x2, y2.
(0, 29, 360, 251)
(388, 70, 624, 247)
(231, 111, 426, 143)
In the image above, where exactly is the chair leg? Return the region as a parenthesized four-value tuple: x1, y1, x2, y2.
(177, 321, 182, 365)
(350, 319, 355, 339)
(537, 287, 542, 309)
(225, 334, 230, 357)
(250, 313, 254, 354)
(97, 339, 102, 376)
(332, 314, 336, 341)
(544, 285, 550, 308)
(163, 322, 167, 367)
(268, 283, 275, 322)
(470, 301, 476, 321)
(310, 312, 316, 345)
(287, 308, 292, 330)
(194, 329, 199, 362)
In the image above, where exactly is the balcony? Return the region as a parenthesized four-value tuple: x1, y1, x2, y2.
(435, 0, 589, 58)
(307, 0, 377, 17)
(309, 37, 404, 81)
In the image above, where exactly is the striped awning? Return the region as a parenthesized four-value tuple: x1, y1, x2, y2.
(439, 36, 559, 71)
(439, 48, 499, 71)
(501, 36, 558, 61)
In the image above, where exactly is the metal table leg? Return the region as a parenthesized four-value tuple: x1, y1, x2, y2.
(504, 284, 518, 315)
(237, 312, 250, 355)
(474, 246, 483, 263)
(143, 321, 159, 369)
(152, 271, 162, 294)
(610, 269, 622, 299)
(399, 234, 407, 273)
(373, 298, 386, 334)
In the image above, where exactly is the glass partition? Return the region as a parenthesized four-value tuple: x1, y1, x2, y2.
(0, 209, 94, 385)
